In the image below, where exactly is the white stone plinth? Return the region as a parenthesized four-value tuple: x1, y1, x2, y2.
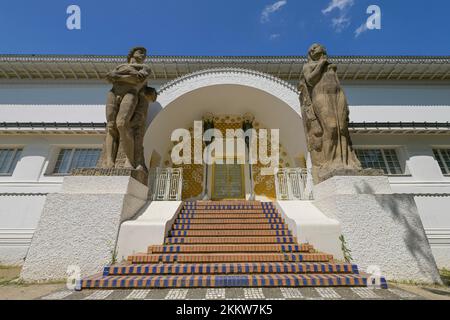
(116, 201, 182, 261)
(275, 201, 343, 260)
(20, 176, 148, 281)
(314, 176, 442, 284)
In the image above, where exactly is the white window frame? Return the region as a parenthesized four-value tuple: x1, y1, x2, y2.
(354, 146, 407, 176)
(432, 148, 450, 176)
(0, 147, 23, 176)
(50, 147, 102, 176)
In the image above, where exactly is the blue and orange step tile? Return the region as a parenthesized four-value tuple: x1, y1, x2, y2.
(76, 274, 388, 290)
(75, 200, 388, 290)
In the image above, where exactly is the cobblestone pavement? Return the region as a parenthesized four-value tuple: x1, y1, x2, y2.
(38, 286, 425, 300)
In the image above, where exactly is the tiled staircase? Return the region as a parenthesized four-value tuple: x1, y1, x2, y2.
(77, 201, 387, 290)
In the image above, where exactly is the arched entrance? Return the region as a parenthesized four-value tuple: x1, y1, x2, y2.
(143, 68, 309, 201)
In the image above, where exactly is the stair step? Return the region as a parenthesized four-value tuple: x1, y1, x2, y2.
(170, 230, 293, 237)
(181, 209, 278, 214)
(128, 253, 332, 264)
(148, 244, 312, 254)
(185, 201, 270, 206)
(178, 213, 281, 219)
(104, 262, 359, 276)
(172, 224, 288, 230)
(77, 200, 386, 291)
(165, 236, 297, 244)
(78, 274, 380, 289)
(175, 218, 284, 224)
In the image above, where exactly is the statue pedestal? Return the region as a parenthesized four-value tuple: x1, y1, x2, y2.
(21, 176, 148, 281)
(313, 176, 442, 284)
(317, 167, 384, 184)
(71, 167, 148, 186)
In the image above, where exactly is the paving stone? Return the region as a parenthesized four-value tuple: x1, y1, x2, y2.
(315, 288, 341, 299)
(165, 289, 189, 300)
(388, 288, 419, 299)
(41, 290, 74, 300)
(83, 290, 113, 300)
(206, 288, 226, 300)
(262, 288, 285, 299)
(351, 287, 380, 299)
(38, 286, 430, 300)
(224, 288, 245, 300)
(186, 288, 208, 300)
(244, 288, 265, 299)
(125, 289, 151, 300)
(280, 288, 304, 299)
(63, 290, 90, 300)
(145, 289, 172, 300)
(299, 288, 322, 299)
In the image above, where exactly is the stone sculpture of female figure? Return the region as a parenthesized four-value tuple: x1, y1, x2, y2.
(299, 43, 361, 183)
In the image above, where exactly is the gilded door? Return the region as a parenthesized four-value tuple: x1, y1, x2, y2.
(212, 163, 245, 200)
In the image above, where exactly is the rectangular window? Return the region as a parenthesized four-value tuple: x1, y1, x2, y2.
(53, 148, 101, 175)
(0, 148, 23, 175)
(355, 148, 403, 175)
(433, 149, 450, 175)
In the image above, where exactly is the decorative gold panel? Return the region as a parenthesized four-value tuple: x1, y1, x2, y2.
(160, 115, 294, 201)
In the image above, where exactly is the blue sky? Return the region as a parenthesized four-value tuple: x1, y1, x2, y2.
(0, 0, 449, 56)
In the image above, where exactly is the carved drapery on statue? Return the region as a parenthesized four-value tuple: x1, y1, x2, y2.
(75, 47, 157, 185)
(299, 44, 366, 183)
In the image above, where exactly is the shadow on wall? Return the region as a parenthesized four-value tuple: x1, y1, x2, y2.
(146, 101, 163, 128)
(355, 181, 442, 282)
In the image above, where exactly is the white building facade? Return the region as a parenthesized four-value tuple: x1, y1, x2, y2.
(0, 55, 449, 269)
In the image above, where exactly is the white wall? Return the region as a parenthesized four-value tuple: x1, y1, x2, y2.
(0, 80, 166, 105)
(352, 134, 450, 268)
(1, 80, 449, 107)
(0, 134, 104, 265)
(0, 78, 449, 268)
(343, 82, 450, 106)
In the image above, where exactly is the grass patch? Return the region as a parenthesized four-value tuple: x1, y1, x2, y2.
(440, 268, 450, 286)
(0, 265, 20, 269)
(0, 265, 65, 287)
(389, 279, 431, 286)
(0, 266, 21, 286)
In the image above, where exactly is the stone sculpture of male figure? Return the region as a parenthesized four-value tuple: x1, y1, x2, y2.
(132, 86, 157, 171)
(104, 47, 152, 169)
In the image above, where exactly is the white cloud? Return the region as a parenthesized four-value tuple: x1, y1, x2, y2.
(332, 16, 350, 32)
(269, 33, 281, 40)
(261, 1, 287, 24)
(354, 23, 368, 38)
(322, 0, 354, 15)
(322, 0, 354, 32)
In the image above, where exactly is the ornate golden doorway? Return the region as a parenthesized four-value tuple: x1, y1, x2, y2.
(212, 163, 245, 200)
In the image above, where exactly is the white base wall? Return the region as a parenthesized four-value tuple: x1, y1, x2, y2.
(314, 176, 442, 284)
(20, 176, 148, 281)
(0, 194, 47, 265)
(414, 196, 450, 269)
(0, 232, 33, 265)
(116, 201, 182, 261)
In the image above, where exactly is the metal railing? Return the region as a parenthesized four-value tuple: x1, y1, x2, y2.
(275, 168, 314, 200)
(149, 168, 183, 201)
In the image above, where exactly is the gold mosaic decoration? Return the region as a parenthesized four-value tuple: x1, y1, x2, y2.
(251, 121, 292, 200)
(161, 115, 294, 200)
(163, 126, 204, 200)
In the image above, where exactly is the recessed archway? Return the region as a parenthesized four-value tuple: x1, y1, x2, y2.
(144, 68, 307, 167)
(143, 68, 308, 200)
